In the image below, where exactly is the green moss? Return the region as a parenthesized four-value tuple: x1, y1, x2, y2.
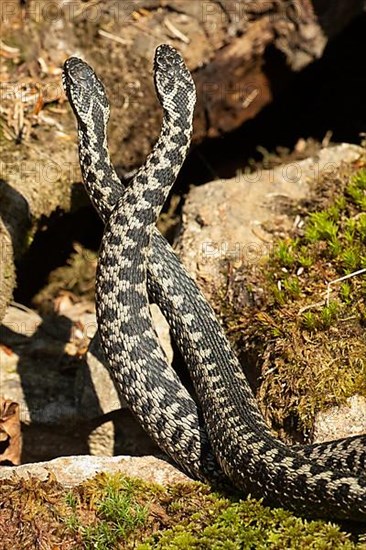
(1, 472, 365, 548)
(282, 276, 302, 299)
(300, 311, 317, 331)
(346, 168, 366, 209)
(216, 163, 366, 436)
(304, 210, 339, 243)
(273, 240, 297, 268)
(139, 496, 359, 549)
(67, 475, 149, 548)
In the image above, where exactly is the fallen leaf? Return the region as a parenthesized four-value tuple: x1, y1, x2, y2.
(0, 344, 13, 356)
(0, 397, 22, 465)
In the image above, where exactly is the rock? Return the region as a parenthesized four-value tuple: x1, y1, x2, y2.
(0, 305, 76, 425)
(0, 455, 190, 487)
(313, 395, 366, 443)
(0, 216, 16, 323)
(178, 144, 364, 301)
(0, 302, 173, 462)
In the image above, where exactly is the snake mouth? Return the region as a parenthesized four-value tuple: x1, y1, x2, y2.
(62, 58, 79, 103)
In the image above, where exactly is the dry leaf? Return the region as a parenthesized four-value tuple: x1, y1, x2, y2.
(0, 397, 22, 465)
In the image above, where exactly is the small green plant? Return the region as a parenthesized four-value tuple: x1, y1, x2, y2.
(356, 212, 366, 241)
(81, 521, 119, 549)
(283, 276, 301, 298)
(328, 237, 342, 257)
(65, 491, 78, 509)
(340, 246, 360, 272)
(340, 282, 352, 303)
(64, 491, 80, 532)
(300, 304, 339, 331)
(64, 512, 80, 532)
(326, 203, 341, 221)
(66, 475, 148, 549)
(320, 301, 339, 329)
(97, 488, 147, 533)
(297, 249, 313, 268)
(305, 211, 338, 243)
(300, 311, 317, 331)
(334, 195, 347, 213)
(344, 218, 357, 243)
(274, 240, 296, 268)
(271, 283, 286, 306)
(346, 168, 366, 209)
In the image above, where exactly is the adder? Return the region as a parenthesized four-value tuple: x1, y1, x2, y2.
(63, 45, 366, 520)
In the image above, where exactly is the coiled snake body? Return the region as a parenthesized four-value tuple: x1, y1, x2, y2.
(63, 45, 366, 520)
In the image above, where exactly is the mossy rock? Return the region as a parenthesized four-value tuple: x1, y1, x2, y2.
(1, 473, 365, 548)
(217, 162, 366, 441)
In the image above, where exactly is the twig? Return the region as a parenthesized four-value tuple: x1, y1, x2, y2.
(164, 18, 190, 44)
(325, 268, 366, 306)
(98, 29, 131, 46)
(0, 40, 20, 55)
(242, 88, 259, 109)
(298, 301, 327, 315)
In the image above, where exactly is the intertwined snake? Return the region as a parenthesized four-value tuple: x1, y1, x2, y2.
(63, 45, 366, 520)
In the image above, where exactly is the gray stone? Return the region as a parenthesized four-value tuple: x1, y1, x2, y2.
(313, 395, 366, 443)
(0, 305, 76, 425)
(0, 301, 173, 461)
(178, 144, 364, 300)
(0, 455, 190, 487)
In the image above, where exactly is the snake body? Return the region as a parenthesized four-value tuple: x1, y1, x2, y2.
(63, 46, 366, 520)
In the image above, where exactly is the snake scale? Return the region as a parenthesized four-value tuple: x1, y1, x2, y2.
(63, 45, 366, 521)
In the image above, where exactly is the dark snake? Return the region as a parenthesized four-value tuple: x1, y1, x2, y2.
(63, 45, 366, 521)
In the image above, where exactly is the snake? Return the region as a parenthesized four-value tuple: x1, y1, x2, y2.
(63, 46, 366, 520)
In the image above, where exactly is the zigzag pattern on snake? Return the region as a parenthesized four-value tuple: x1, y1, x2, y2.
(63, 45, 366, 520)
(62, 51, 366, 482)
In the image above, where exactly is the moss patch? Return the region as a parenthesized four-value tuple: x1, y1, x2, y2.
(0, 473, 365, 549)
(217, 162, 366, 441)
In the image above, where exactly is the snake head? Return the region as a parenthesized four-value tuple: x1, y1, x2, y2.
(62, 57, 110, 127)
(153, 44, 196, 115)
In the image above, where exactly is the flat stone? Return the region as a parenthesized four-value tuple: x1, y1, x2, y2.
(0, 455, 190, 487)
